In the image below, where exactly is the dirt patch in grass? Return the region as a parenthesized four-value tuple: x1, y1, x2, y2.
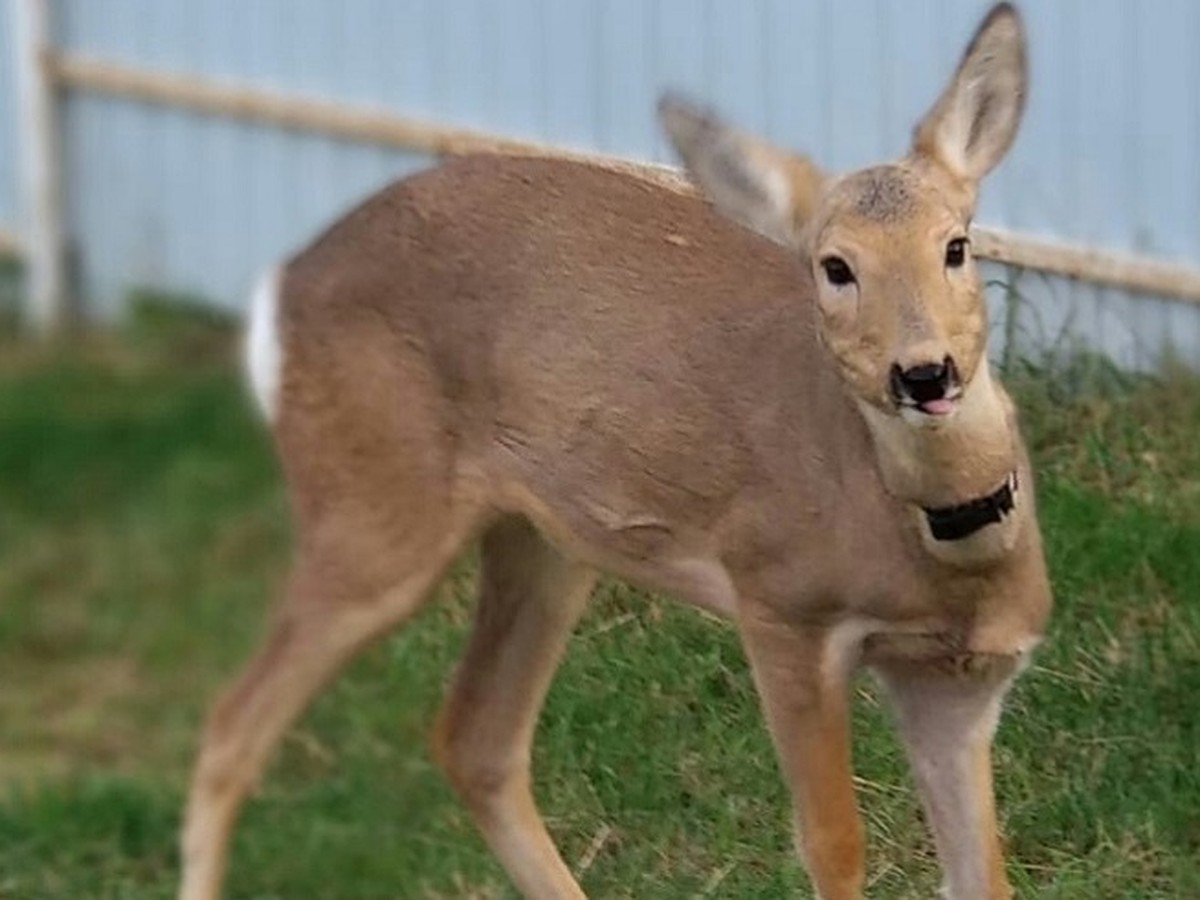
(0, 656, 143, 784)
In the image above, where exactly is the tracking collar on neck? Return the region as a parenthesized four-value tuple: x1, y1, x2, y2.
(922, 471, 1018, 542)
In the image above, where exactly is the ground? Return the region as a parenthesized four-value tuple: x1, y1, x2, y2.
(0, 309, 1197, 898)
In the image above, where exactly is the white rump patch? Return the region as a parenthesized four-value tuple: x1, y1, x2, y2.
(244, 265, 284, 421)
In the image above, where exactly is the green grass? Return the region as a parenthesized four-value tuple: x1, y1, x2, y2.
(0, 325, 1197, 899)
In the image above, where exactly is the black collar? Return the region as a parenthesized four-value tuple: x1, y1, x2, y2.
(922, 471, 1019, 542)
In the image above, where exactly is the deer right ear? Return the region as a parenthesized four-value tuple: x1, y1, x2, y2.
(911, 2, 1027, 185)
(658, 94, 824, 247)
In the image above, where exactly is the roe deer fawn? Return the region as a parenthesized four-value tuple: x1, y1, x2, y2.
(181, 4, 1050, 898)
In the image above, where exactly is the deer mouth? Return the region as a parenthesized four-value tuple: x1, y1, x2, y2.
(889, 358, 963, 417)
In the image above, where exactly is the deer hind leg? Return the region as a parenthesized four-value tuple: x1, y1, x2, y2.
(431, 517, 596, 900)
(179, 502, 476, 900)
(873, 660, 1021, 900)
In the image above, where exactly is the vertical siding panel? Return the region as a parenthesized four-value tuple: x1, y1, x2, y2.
(1167, 295, 1200, 366)
(1133, 0, 1198, 260)
(241, 2, 275, 264)
(331, 3, 399, 223)
(540, 0, 602, 147)
(706, 1, 767, 132)
(0, 7, 20, 231)
(1127, 0, 1198, 365)
(824, 0, 884, 170)
(1071, 0, 1130, 249)
(437, 0, 491, 128)
(1004, 2, 1070, 234)
(191, 4, 236, 304)
(1070, 0, 1122, 364)
(390, 0, 437, 114)
(217, 3, 258, 295)
(760, 0, 825, 164)
(814, 0, 833, 162)
(159, 111, 206, 304)
(595, 0, 656, 157)
(361, 1, 422, 189)
(490, 0, 549, 140)
(1099, 3, 1155, 369)
(651, 0, 709, 107)
(881, 2, 949, 163)
(53, 0, 96, 54)
(286, 6, 346, 260)
(874, 0, 895, 158)
(1057, 0, 1085, 362)
(337, 0, 384, 102)
(241, 1, 286, 87)
(64, 97, 123, 313)
(1195, 0, 1200, 264)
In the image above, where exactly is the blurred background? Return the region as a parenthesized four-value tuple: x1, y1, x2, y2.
(1, 2, 1197, 898)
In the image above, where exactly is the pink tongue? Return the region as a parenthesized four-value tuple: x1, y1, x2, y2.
(920, 398, 956, 416)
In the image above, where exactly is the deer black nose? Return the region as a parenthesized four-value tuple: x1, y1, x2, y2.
(889, 356, 958, 404)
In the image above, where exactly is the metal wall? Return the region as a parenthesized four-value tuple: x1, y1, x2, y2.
(0, 6, 21, 234)
(5, 0, 1199, 365)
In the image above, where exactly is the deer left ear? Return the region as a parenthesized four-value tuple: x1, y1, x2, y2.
(912, 2, 1027, 184)
(658, 93, 824, 247)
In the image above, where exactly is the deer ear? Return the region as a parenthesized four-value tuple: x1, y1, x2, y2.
(911, 2, 1027, 184)
(658, 93, 823, 246)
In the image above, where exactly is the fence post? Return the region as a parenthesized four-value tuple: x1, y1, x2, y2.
(13, 0, 69, 334)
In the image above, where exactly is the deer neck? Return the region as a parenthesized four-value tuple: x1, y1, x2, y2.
(856, 364, 1024, 567)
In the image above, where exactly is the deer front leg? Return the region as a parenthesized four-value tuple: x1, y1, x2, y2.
(739, 605, 864, 900)
(874, 657, 1022, 900)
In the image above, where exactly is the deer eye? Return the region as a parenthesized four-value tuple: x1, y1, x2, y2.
(945, 237, 968, 268)
(820, 256, 856, 287)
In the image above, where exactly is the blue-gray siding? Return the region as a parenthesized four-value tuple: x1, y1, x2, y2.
(1, 0, 1197, 365)
(0, 6, 20, 234)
